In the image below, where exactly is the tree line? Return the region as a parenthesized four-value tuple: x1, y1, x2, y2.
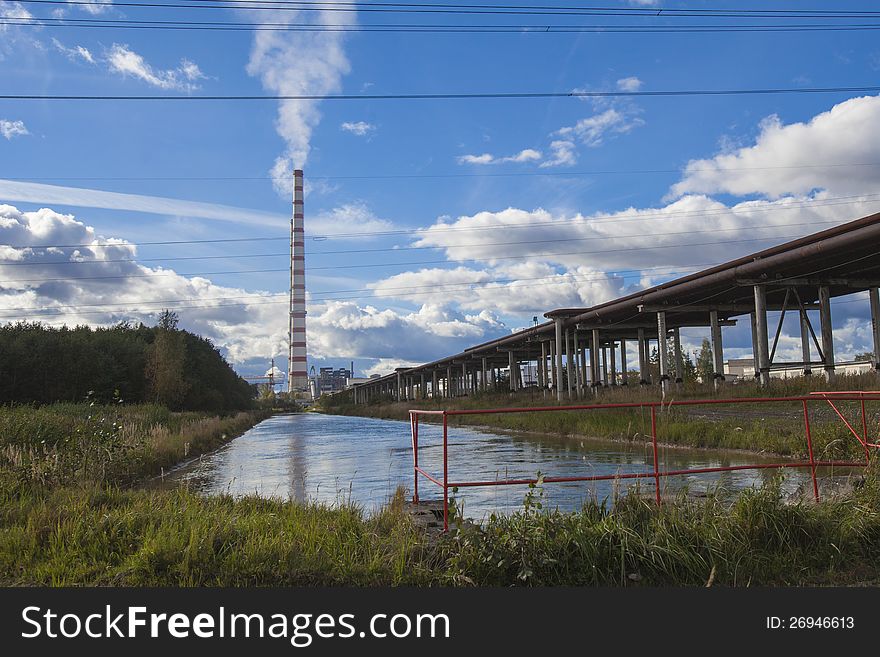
(0, 311, 254, 412)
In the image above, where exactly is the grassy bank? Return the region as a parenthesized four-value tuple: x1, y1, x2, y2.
(2, 393, 879, 587)
(2, 471, 879, 586)
(0, 403, 271, 488)
(320, 374, 879, 460)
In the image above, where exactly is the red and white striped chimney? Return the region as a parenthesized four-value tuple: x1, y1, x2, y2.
(288, 169, 309, 394)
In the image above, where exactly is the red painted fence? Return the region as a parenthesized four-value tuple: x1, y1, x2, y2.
(409, 392, 880, 531)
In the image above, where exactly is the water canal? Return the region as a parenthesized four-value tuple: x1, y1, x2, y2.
(159, 412, 850, 518)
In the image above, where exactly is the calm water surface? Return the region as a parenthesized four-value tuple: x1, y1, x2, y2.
(159, 413, 850, 518)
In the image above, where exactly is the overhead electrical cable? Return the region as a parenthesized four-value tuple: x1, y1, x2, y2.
(4, 85, 880, 101)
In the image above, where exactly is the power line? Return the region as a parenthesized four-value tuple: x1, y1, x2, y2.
(15, 1, 880, 19)
(4, 193, 879, 251)
(6, 161, 880, 184)
(1, 216, 869, 268)
(0, 233, 834, 274)
(0, 219, 857, 268)
(3, 256, 876, 319)
(4, 85, 880, 101)
(0, 264, 712, 313)
(9, 16, 880, 33)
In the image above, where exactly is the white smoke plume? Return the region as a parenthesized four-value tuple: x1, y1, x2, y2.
(245, 9, 352, 196)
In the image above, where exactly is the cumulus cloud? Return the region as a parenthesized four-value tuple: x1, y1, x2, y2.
(308, 301, 504, 363)
(246, 9, 351, 195)
(457, 149, 542, 165)
(341, 121, 376, 137)
(107, 44, 206, 91)
(0, 205, 503, 373)
(410, 195, 880, 273)
(670, 95, 880, 199)
(0, 119, 28, 140)
(52, 38, 96, 64)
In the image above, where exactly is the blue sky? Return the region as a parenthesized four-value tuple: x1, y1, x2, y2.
(2, 0, 880, 379)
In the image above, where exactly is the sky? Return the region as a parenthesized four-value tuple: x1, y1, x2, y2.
(2, 0, 880, 381)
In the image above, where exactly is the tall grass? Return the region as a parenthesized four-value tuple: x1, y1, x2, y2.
(442, 468, 880, 585)
(0, 486, 432, 586)
(2, 470, 879, 586)
(0, 403, 270, 487)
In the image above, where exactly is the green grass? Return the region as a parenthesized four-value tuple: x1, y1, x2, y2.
(2, 388, 879, 587)
(0, 403, 270, 488)
(2, 470, 879, 586)
(0, 485, 432, 586)
(321, 373, 879, 460)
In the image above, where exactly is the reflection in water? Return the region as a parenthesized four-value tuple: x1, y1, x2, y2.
(158, 413, 856, 519)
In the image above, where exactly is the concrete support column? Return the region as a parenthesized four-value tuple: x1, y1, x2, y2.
(572, 333, 583, 397)
(800, 311, 812, 376)
(591, 329, 601, 389)
(601, 347, 608, 387)
(481, 357, 488, 392)
(508, 350, 516, 392)
(657, 311, 670, 393)
(620, 340, 628, 385)
(870, 287, 880, 372)
(753, 286, 771, 387)
(548, 339, 556, 392)
(432, 370, 438, 398)
(580, 341, 589, 390)
(539, 342, 547, 393)
(749, 311, 760, 383)
(396, 372, 402, 401)
(446, 365, 453, 398)
(637, 327, 648, 384)
(672, 327, 684, 385)
(555, 319, 564, 402)
(708, 310, 725, 389)
(609, 340, 618, 385)
(565, 328, 574, 398)
(818, 285, 835, 381)
(420, 373, 425, 400)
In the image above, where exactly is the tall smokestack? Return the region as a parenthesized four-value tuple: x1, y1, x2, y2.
(288, 169, 309, 395)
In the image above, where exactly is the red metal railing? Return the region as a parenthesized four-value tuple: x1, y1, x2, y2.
(410, 392, 880, 531)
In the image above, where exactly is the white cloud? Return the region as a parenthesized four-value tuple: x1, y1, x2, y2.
(0, 119, 28, 140)
(0, 1, 31, 28)
(408, 193, 880, 278)
(341, 121, 376, 137)
(540, 140, 577, 168)
(76, 0, 114, 14)
(671, 95, 880, 199)
(246, 9, 351, 195)
(107, 44, 206, 91)
(457, 153, 495, 165)
(556, 108, 645, 148)
(0, 179, 287, 227)
(457, 149, 542, 165)
(616, 76, 643, 92)
(310, 203, 394, 237)
(0, 204, 506, 370)
(52, 38, 95, 64)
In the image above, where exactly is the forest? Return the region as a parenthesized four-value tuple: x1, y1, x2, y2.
(0, 312, 254, 412)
